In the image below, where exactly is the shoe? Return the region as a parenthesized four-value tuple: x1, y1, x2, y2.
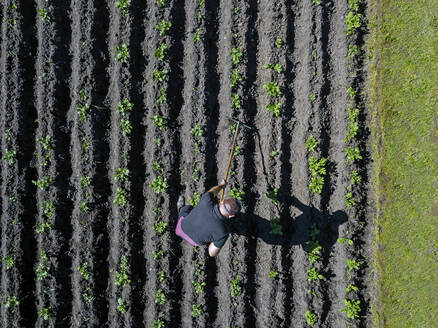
(177, 195, 185, 213)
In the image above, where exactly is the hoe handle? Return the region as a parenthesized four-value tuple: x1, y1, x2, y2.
(219, 122, 240, 204)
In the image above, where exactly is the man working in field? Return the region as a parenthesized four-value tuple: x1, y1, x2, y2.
(175, 180, 241, 257)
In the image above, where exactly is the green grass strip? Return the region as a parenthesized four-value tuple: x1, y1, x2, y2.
(369, 0, 438, 326)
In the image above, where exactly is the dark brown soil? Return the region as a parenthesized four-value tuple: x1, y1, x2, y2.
(0, 0, 374, 327)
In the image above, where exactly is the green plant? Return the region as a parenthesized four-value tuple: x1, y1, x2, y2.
(153, 69, 168, 82)
(114, 187, 127, 206)
(116, 0, 130, 14)
(305, 310, 317, 325)
(350, 170, 361, 185)
(153, 316, 165, 328)
(8, 2, 18, 11)
(154, 138, 162, 147)
(191, 162, 200, 182)
(269, 217, 283, 235)
(155, 88, 167, 106)
(233, 6, 239, 13)
(35, 221, 51, 234)
(345, 147, 362, 162)
(305, 135, 318, 152)
(194, 28, 201, 42)
(32, 176, 53, 190)
(348, 44, 359, 58)
(266, 102, 281, 117)
(121, 119, 132, 136)
(231, 93, 241, 109)
(115, 44, 130, 63)
(309, 157, 327, 176)
(233, 145, 240, 156)
(230, 123, 236, 135)
(81, 176, 91, 188)
(268, 270, 278, 278)
(115, 255, 130, 287)
(2, 149, 16, 165)
(347, 86, 357, 98)
(275, 37, 283, 48)
(37, 8, 50, 21)
(78, 262, 90, 280)
(230, 47, 243, 65)
(265, 188, 279, 205)
(264, 63, 283, 73)
(270, 150, 278, 158)
(312, 0, 321, 5)
(41, 200, 54, 218)
(190, 192, 201, 206)
(2, 254, 15, 269)
(77, 102, 89, 122)
(192, 303, 202, 317)
(309, 93, 317, 102)
(307, 267, 324, 282)
(346, 11, 362, 36)
(263, 82, 282, 97)
(149, 176, 168, 194)
(37, 262, 50, 280)
(309, 176, 324, 194)
(153, 221, 168, 236)
(155, 288, 165, 305)
(152, 115, 167, 130)
(346, 284, 359, 292)
(158, 270, 165, 283)
(345, 192, 356, 207)
(229, 187, 245, 201)
(152, 161, 164, 173)
(152, 249, 164, 260)
(81, 136, 89, 150)
(155, 43, 168, 60)
(155, 20, 171, 36)
(190, 123, 203, 137)
(341, 299, 360, 319)
(117, 298, 127, 314)
(338, 237, 354, 246)
(230, 276, 242, 298)
(156, 0, 167, 6)
(37, 135, 51, 150)
(115, 167, 130, 181)
(38, 307, 51, 320)
(305, 240, 322, 264)
(231, 68, 242, 87)
(348, 0, 361, 11)
(118, 99, 133, 116)
(346, 259, 361, 271)
(192, 280, 206, 294)
(4, 296, 19, 312)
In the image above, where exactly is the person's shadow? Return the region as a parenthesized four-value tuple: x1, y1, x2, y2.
(228, 196, 348, 251)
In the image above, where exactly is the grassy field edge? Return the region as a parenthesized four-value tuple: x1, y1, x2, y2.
(367, 0, 438, 326)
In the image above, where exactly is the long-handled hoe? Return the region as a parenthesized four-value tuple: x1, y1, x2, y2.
(219, 116, 255, 204)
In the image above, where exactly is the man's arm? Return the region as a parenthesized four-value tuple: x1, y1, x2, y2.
(208, 242, 221, 257)
(207, 179, 227, 197)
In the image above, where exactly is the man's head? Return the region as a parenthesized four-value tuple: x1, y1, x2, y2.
(219, 198, 241, 218)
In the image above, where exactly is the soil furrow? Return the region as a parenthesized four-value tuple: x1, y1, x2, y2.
(166, 0, 186, 325)
(126, 0, 149, 325)
(15, 0, 39, 325)
(317, 1, 351, 327)
(202, 0, 221, 325)
(210, 0, 235, 326)
(89, 0, 111, 324)
(177, 0, 200, 325)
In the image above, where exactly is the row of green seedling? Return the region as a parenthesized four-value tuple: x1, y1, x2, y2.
(151, 2, 171, 327)
(113, 1, 133, 315)
(263, 37, 285, 117)
(305, 135, 327, 194)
